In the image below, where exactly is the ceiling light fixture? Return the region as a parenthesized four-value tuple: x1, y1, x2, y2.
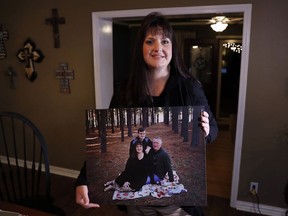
(210, 16, 229, 32)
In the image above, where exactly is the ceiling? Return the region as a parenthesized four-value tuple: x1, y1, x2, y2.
(113, 12, 244, 28)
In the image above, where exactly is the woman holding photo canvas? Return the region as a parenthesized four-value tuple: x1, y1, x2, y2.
(76, 12, 218, 216)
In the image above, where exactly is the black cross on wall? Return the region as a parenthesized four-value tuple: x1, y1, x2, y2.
(55, 63, 74, 94)
(0, 24, 9, 59)
(46, 8, 65, 48)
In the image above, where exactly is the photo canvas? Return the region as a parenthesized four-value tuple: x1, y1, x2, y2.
(85, 106, 206, 206)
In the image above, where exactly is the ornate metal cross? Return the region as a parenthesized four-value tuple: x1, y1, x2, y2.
(17, 38, 44, 82)
(45, 8, 65, 48)
(0, 24, 9, 59)
(55, 63, 74, 94)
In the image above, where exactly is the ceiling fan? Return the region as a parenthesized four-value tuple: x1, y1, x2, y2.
(173, 15, 243, 25)
(180, 15, 243, 32)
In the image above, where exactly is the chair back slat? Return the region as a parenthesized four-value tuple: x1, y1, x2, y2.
(0, 115, 15, 201)
(0, 160, 10, 201)
(12, 118, 18, 164)
(36, 148, 43, 196)
(22, 122, 28, 199)
(0, 116, 11, 165)
(30, 131, 36, 197)
(10, 120, 22, 200)
(12, 117, 24, 200)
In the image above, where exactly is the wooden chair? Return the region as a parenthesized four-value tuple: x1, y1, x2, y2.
(0, 112, 65, 215)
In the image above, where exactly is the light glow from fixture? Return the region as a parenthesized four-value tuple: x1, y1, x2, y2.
(210, 16, 229, 32)
(102, 25, 112, 34)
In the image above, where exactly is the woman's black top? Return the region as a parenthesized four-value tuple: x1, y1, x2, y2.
(115, 155, 149, 191)
(110, 72, 218, 143)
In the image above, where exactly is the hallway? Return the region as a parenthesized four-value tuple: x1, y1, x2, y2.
(207, 119, 235, 198)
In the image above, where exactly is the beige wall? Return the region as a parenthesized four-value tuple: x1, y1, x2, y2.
(0, 0, 287, 210)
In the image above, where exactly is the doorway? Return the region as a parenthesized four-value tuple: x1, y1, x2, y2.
(217, 39, 242, 119)
(184, 36, 242, 198)
(91, 4, 252, 208)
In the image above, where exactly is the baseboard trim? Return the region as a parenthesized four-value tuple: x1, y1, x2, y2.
(49, 165, 79, 179)
(236, 200, 287, 216)
(0, 155, 79, 179)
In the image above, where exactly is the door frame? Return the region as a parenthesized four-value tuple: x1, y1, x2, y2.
(91, 4, 252, 208)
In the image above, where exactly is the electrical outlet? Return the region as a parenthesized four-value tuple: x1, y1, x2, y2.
(250, 182, 258, 195)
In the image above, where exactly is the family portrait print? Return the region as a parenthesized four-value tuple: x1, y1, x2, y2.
(85, 106, 206, 206)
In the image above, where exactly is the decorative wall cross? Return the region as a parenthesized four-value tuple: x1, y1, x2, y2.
(55, 63, 74, 94)
(5, 67, 17, 89)
(45, 8, 65, 48)
(17, 38, 44, 82)
(0, 24, 9, 59)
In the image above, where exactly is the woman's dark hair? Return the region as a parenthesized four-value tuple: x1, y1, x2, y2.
(121, 12, 190, 106)
(130, 139, 144, 159)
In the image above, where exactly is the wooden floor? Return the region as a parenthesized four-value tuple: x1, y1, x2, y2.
(49, 123, 260, 215)
(206, 124, 235, 198)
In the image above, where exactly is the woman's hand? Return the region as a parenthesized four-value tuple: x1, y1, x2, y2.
(76, 185, 100, 208)
(200, 111, 210, 137)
